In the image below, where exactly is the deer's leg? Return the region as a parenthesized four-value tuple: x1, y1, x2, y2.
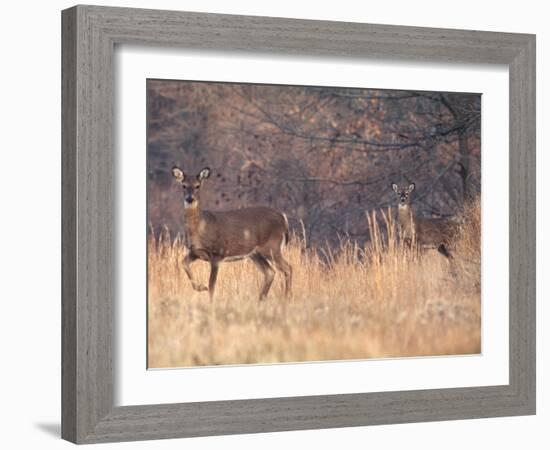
(437, 243, 459, 279)
(250, 253, 275, 301)
(272, 253, 292, 298)
(437, 243, 452, 260)
(403, 236, 420, 260)
(403, 236, 415, 254)
(182, 252, 207, 292)
(208, 261, 219, 301)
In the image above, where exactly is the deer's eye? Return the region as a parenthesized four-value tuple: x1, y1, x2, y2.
(182, 184, 188, 189)
(194, 184, 200, 189)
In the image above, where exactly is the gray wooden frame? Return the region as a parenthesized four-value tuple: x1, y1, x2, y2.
(62, 4, 536, 444)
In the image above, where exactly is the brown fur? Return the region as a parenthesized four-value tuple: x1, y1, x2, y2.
(392, 182, 458, 259)
(172, 166, 292, 300)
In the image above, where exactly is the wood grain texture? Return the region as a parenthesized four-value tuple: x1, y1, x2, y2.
(508, 36, 536, 409)
(61, 4, 536, 444)
(61, 7, 77, 443)
(62, 5, 114, 442)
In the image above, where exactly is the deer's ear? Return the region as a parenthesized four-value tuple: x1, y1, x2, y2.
(408, 183, 416, 192)
(391, 182, 399, 193)
(172, 167, 186, 182)
(198, 167, 211, 181)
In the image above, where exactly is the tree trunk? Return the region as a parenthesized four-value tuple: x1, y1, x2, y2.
(457, 127, 471, 201)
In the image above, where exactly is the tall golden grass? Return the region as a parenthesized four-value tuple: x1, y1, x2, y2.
(148, 198, 481, 368)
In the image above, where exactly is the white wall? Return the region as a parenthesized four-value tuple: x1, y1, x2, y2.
(0, 0, 545, 448)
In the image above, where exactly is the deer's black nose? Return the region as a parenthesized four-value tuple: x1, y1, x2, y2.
(185, 196, 194, 204)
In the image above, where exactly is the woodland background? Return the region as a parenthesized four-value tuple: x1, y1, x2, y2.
(147, 80, 481, 246)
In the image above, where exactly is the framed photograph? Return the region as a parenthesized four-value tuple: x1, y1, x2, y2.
(62, 5, 536, 444)
(147, 80, 482, 369)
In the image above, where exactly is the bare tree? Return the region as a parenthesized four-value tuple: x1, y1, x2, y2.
(147, 80, 481, 248)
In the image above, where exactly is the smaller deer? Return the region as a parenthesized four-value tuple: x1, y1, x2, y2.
(391, 182, 458, 259)
(172, 166, 292, 301)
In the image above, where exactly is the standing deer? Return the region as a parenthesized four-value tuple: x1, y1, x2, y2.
(172, 166, 292, 301)
(391, 182, 458, 260)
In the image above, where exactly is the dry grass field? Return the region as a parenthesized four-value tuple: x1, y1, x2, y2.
(147, 200, 481, 368)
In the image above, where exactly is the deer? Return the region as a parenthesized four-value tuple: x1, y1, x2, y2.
(391, 182, 459, 260)
(171, 166, 292, 301)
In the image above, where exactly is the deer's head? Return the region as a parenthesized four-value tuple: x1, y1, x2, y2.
(172, 166, 211, 209)
(391, 182, 415, 208)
